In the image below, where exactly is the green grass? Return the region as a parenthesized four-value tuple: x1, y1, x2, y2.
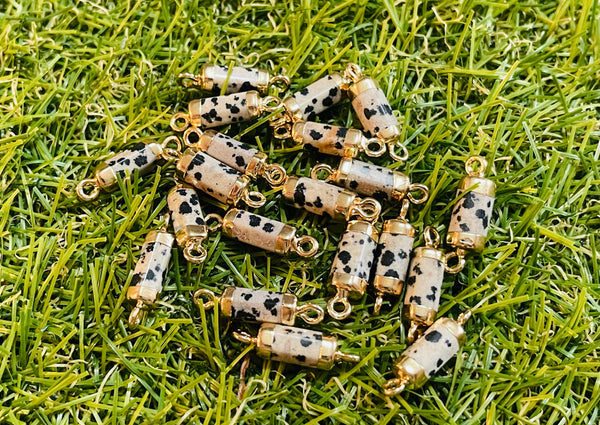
(1, 0, 600, 424)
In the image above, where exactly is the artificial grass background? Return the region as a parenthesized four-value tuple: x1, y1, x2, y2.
(1, 0, 599, 424)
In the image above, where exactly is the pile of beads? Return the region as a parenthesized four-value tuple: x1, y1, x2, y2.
(76, 61, 496, 393)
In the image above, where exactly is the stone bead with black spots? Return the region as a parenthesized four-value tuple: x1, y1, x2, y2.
(290, 74, 344, 121)
(286, 177, 345, 218)
(228, 209, 287, 253)
(331, 228, 378, 282)
(179, 151, 243, 204)
(402, 319, 460, 378)
(208, 65, 263, 94)
(448, 190, 495, 238)
(296, 121, 352, 156)
(268, 325, 324, 368)
(97, 142, 160, 188)
(203, 131, 259, 174)
(193, 92, 256, 128)
(229, 287, 283, 323)
(373, 233, 414, 284)
(351, 87, 399, 138)
(167, 186, 205, 243)
(130, 240, 172, 295)
(338, 159, 396, 200)
(404, 256, 444, 312)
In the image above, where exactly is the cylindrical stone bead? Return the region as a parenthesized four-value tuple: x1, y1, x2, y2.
(198, 130, 263, 174)
(291, 121, 364, 158)
(258, 324, 325, 368)
(188, 91, 260, 128)
(283, 74, 344, 121)
(373, 220, 415, 295)
(348, 77, 399, 139)
(403, 247, 445, 325)
(222, 287, 287, 323)
(176, 149, 247, 205)
(400, 318, 462, 379)
(166, 185, 206, 246)
(282, 176, 356, 219)
(330, 220, 378, 293)
(95, 142, 162, 189)
(330, 158, 409, 202)
(222, 209, 295, 254)
(128, 231, 175, 303)
(202, 65, 269, 94)
(447, 176, 496, 252)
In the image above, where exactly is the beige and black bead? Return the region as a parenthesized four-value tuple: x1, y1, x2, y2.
(372, 216, 415, 313)
(179, 64, 289, 95)
(167, 185, 208, 263)
(222, 209, 318, 256)
(195, 286, 324, 325)
(127, 230, 175, 326)
(292, 121, 366, 157)
(281, 176, 381, 222)
(283, 74, 345, 122)
(447, 156, 496, 252)
(234, 323, 360, 369)
(176, 149, 265, 208)
(188, 91, 260, 128)
(77, 141, 163, 201)
(348, 77, 400, 140)
(311, 158, 428, 203)
(328, 220, 379, 320)
(191, 130, 286, 185)
(383, 313, 469, 396)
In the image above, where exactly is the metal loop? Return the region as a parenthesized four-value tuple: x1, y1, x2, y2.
(387, 140, 409, 162)
(310, 163, 335, 182)
(233, 331, 257, 345)
(160, 135, 182, 161)
(334, 351, 361, 363)
(170, 112, 191, 132)
(407, 183, 429, 205)
(407, 321, 422, 343)
(382, 378, 408, 396)
(465, 155, 487, 177)
(361, 137, 387, 157)
(291, 235, 319, 257)
(327, 290, 352, 320)
(397, 198, 410, 221)
(457, 310, 472, 326)
(270, 117, 292, 139)
(193, 288, 217, 309)
(296, 303, 325, 325)
(344, 63, 363, 83)
(183, 126, 203, 148)
(177, 72, 201, 88)
(76, 178, 100, 201)
(128, 300, 146, 327)
(268, 75, 291, 94)
(242, 190, 266, 208)
(351, 197, 381, 222)
(205, 213, 223, 232)
(183, 239, 207, 264)
(444, 249, 466, 274)
(262, 163, 287, 186)
(373, 293, 384, 314)
(424, 226, 440, 248)
(259, 95, 283, 113)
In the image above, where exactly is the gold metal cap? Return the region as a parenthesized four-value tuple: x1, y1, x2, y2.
(382, 219, 415, 237)
(373, 275, 403, 295)
(435, 317, 467, 346)
(283, 97, 303, 121)
(446, 232, 487, 252)
(330, 272, 368, 295)
(246, 91, 261, 117)
(274, 224, 297, 254)
(412, 245, 443, 262)
(145, 230, 175, 248)
(391, 171, 410, 201)
(402, 304, 437, 326)
(127, 285, 160, 304)
(459, 176, 496, 197)
(346, 219, 379, 241)
(347, 76, 379, 99)
(175, 148, 197, 180)
(219, 286, 236, 317)
(316, 336, 338, 369)
(393, 356, 428, 387)
(280, 293, 298, 325)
